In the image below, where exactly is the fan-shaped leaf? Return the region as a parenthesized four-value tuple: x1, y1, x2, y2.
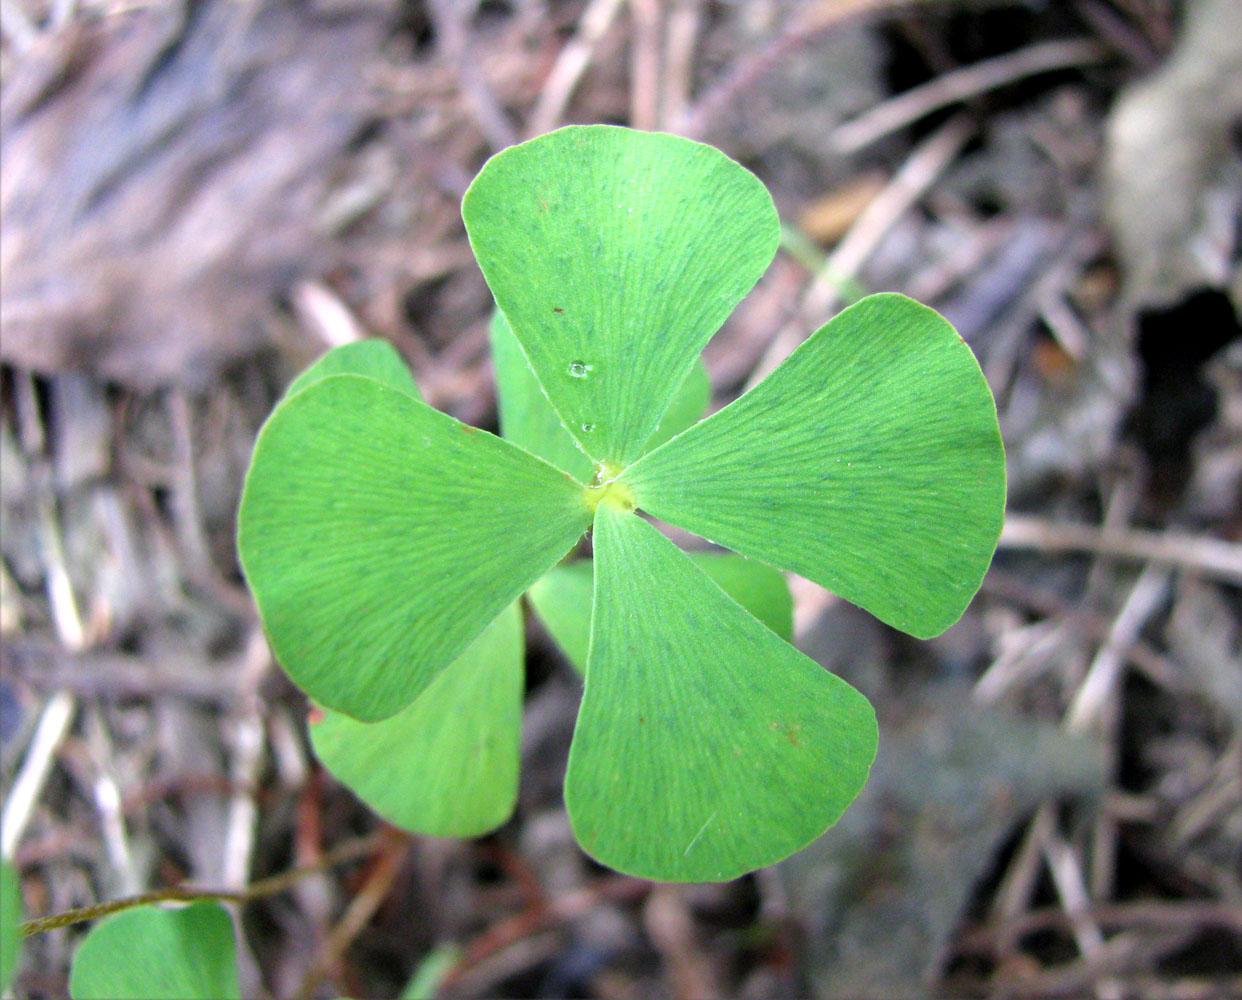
(566, 505, 876, 881)
(464, 125, 778, 465)
(622, 294, 1005, 639)
(285, 339, 421, 401)
(239, 375, 590, 721)
(311, 604, 523, 837)
(69, 901, 240, 1000)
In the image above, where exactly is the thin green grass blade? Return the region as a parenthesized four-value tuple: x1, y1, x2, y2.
(310, 604, 523, 837)
(0, 860, 19, 990)
(69, 901, 241, 1000)
(622, 294, 1006, 639)
(285, 339, 421, 400)
(529, 552, 791, 673)
(239, 375, 591, 721)
(464, 125, 778, 466)
(565, 505, 877, 881)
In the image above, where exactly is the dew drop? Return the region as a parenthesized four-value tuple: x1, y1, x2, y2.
(568, 361, 591, 378)
(580, 423, 596, 433)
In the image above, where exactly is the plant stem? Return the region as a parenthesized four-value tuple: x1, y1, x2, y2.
(20, 830, 387, 937)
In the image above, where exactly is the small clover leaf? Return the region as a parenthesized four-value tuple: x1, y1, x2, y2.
(68, 901, 241, 999)
(465, 126, 778, 465)
(310, 603, 523, 836)
(567, 505, 876, 881)
(238, 374, 589, 721)
(284, 338, 422, 401)
(622, 292, 1006, 638)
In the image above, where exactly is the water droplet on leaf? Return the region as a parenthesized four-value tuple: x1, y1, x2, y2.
(568, 361, 591, 378)
(580, 423, 596, 433)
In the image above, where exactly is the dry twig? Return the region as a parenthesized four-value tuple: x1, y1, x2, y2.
(1000, 515, 1242, 583)
(829, 38, 1107, 155)
(748, 114, 973, 386)
(527, 0, 626, 136)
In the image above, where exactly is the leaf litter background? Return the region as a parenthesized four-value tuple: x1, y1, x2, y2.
(2, 0, 1241, 997)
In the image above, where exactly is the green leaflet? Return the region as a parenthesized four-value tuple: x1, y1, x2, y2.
(239, 375, 590, 721)
(645, 359, 710, 453)
(623, 293, 1006, 639)
(284, 339, 422, 401)
(0, 860, 19, 990)
(311, 604, 523, 837)
(566, 505, 877, 881)
(490, 311, 712, 482)
(69, 901, 241, 1000)
(529, 552, 792, 674)
(490, 311, 593, 482)
(400, 944, 462, 999)
(464, 125, 778, 466)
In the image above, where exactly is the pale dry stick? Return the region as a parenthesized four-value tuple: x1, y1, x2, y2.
(83, 708, 140, 895)
(905, 216, 1012, 303)
(675, 0, 927, 139)
(661, 0, 702, 129)
(1039, 290, 1092, 362)
(645, 885, 722, 1000)
(973, 618, 1077, 705)
(1, 692, 76, 859)
(427, 0, 516, 151)
(999, 515, 1242, 584)
(747, 115, 974, 388)
(829, 38, 1107, 156)
(50, 0, 75, 29)
(1066, 564, 1170, 731)
(1044, 829, 1123, 1000)
(221, 627, 271, 892)
(1172, 734, 1242, 845)
(628, 0, 662, 131)
(989, 803, 1056, 932)
(527, 0, 626, 136)
(291, 279, 367, 349)
(960, 899, 1242, 954)
(1067, 559, 1168, 904)
(983, 225, 1102, 393)
(1089, 807, 1119, 905)
(1083, 476, 1140, 607)
(168, 392, 212, 575)
(0, 0, 39, 52)
(2, 377, 86, 858)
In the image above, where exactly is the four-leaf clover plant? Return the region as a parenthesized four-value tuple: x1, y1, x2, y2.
(239, 125, 1006, 882)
